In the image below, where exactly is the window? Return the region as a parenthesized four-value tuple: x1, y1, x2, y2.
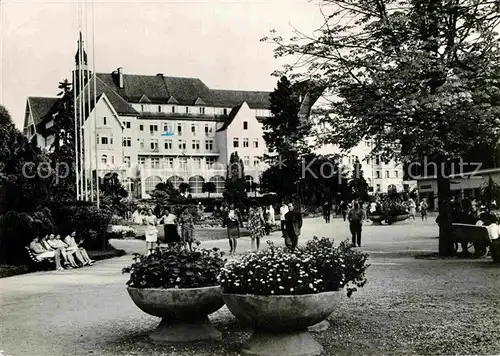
(244, 156, 250, 166)
(178, 139, 186, 150)
(122, 137, 131, 147)
(164, 139, 172, 150)
(243, 121, 248, 130)
(111, 156, 115, 164)
(103, 117, 107, 125)
(192, 140, 200, 151)
(123, 156, 131, 168)
(164, 123, 173, 133)
(243, 138, 249, 148)
(376, 171, 381, 179)
(253, 157, 260, 167)
(205, 140, 213, 151)
(158, 105, 162, 112)
(101, 155, 107, 164)
(385, 170, 390, 178)
(166, 158, 174, 168)
(193, 158, 201, 169)
(150, 139, 159, 151)
(138, 157, 146, 166)
(223, 108, 228, 115)
(253, 139, 259, 148)
(101, 136, 108, 145)
(185, 106, 189, 114)
(376, 184, 381, 192)
(199, 107, 205, 114)
(245, 175, 254, 192)
(150, 124, 158, 133)
(171, 106, 176, 113)
(233, 138, 239, 148)
(110, 136, 114, 145)
(205, 124, 211, 136)
(209, 175, 225, 193)
(206, 157, 215, 168)
(395, 170, 399, 178)
(375, 156, 380, 165)
(191, 124, 197, 135)
(177, 123, 182, 135)
(139, 124, 144, 131)
(123, 121, 131, 129)
(189, 175, 205, 193)
(151, 157, 160, 168)
(179, 157, 188, 169)
(141, 105, 144, 112)
(138, 139, 144, 149)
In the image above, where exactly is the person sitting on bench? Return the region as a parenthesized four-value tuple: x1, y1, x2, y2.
(29, 236, 64, 271)
(43, 234, 79, 268)
(64, 232, 95, 265)
(50, 234, 89, 267)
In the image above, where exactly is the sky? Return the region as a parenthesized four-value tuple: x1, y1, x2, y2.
(0, 0, 325, 129)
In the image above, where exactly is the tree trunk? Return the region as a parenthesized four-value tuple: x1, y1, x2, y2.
(437, 170, 454, 256)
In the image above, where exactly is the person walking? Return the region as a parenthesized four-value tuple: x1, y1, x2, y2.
(160, 208, 179, 246)
(264, 204, 275, 235)
(280, 202, 289, 237)
(223, 204, 242, 255)
(143, 209, 159, 254)
(248, 205, 264, 252)
(420, 199, 428, 221)
(322, 201, 331, 223)
(284, 203, 303, 251)
(340, 201, 348, 221)
(179, 208, 195, 251)
(408, 198, 417, 220)
(348, 201, 365, 247)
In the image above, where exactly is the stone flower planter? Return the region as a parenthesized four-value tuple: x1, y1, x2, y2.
(127, 286, 224, 343)
(223, 291, 341, 356)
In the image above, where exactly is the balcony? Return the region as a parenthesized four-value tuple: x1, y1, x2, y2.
(138, 146, 220, 156)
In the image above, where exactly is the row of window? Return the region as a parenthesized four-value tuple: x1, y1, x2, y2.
(233, 137, 259, 148)
(136, 122, 215, 136)
(144, 174, 257, 195)
(124, 138, 215, 152)
(137, 105, 226, 115)
(108, 155, 261, 169)
(374, 170, 400, 179)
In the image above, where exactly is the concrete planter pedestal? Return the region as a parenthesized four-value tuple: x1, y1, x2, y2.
(223, 291, 341, 356)
(127, 286, 224, 343)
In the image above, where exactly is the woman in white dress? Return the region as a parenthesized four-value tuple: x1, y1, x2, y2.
(143, 209, 158, 254)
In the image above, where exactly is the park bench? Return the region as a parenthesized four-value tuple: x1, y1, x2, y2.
(451, 223, 490, 257)
(25, 246, 55, 270)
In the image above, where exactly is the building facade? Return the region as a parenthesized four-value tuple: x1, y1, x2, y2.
(23, 38, 317, 199)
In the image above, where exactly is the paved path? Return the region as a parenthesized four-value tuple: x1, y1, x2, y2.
(0, 217, 441, 356)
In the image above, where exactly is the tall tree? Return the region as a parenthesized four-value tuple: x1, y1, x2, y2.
(224, 152, 247, 205)
(49, 79, 78, 203)
(202, 181, 216, 198)
(264, 0, 500, 255)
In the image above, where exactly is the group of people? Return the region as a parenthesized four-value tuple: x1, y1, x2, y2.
(29, 232, 95, 271)
(142, 207, 196, 254)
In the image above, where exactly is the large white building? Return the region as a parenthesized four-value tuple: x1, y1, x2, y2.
(23, 37, 317, 199)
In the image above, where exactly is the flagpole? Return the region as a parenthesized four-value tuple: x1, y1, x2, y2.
(84, 0, 91, 202)
(78, 30, 85, 200)
(74, 69, 80, 201)
(92, 0, 100, 209)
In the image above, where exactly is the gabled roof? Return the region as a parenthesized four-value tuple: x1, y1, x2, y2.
(27, 97, 59, 126)
(138, 95, 151, 103)
(194, 97, 206, 106)
(216, 103, 244, 132)
(77, 76, 139, 117)
(95, 72, 271, 109)
(167, 96, 179, 104)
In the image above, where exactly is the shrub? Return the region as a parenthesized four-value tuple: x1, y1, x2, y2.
(49, 202, 112, 250)
(219, 237, 369, 297)
(123, 244, 226, 289)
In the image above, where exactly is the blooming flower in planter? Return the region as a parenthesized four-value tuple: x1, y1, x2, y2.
(219, 237, 369, 297)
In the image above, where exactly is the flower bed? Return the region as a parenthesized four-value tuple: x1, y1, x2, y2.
(219, 237, 369, 297)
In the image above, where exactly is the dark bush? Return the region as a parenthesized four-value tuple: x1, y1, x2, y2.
(123, 244, 226, 289)
(0, 211, 40, 265)
(49, 202, 113, 250)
